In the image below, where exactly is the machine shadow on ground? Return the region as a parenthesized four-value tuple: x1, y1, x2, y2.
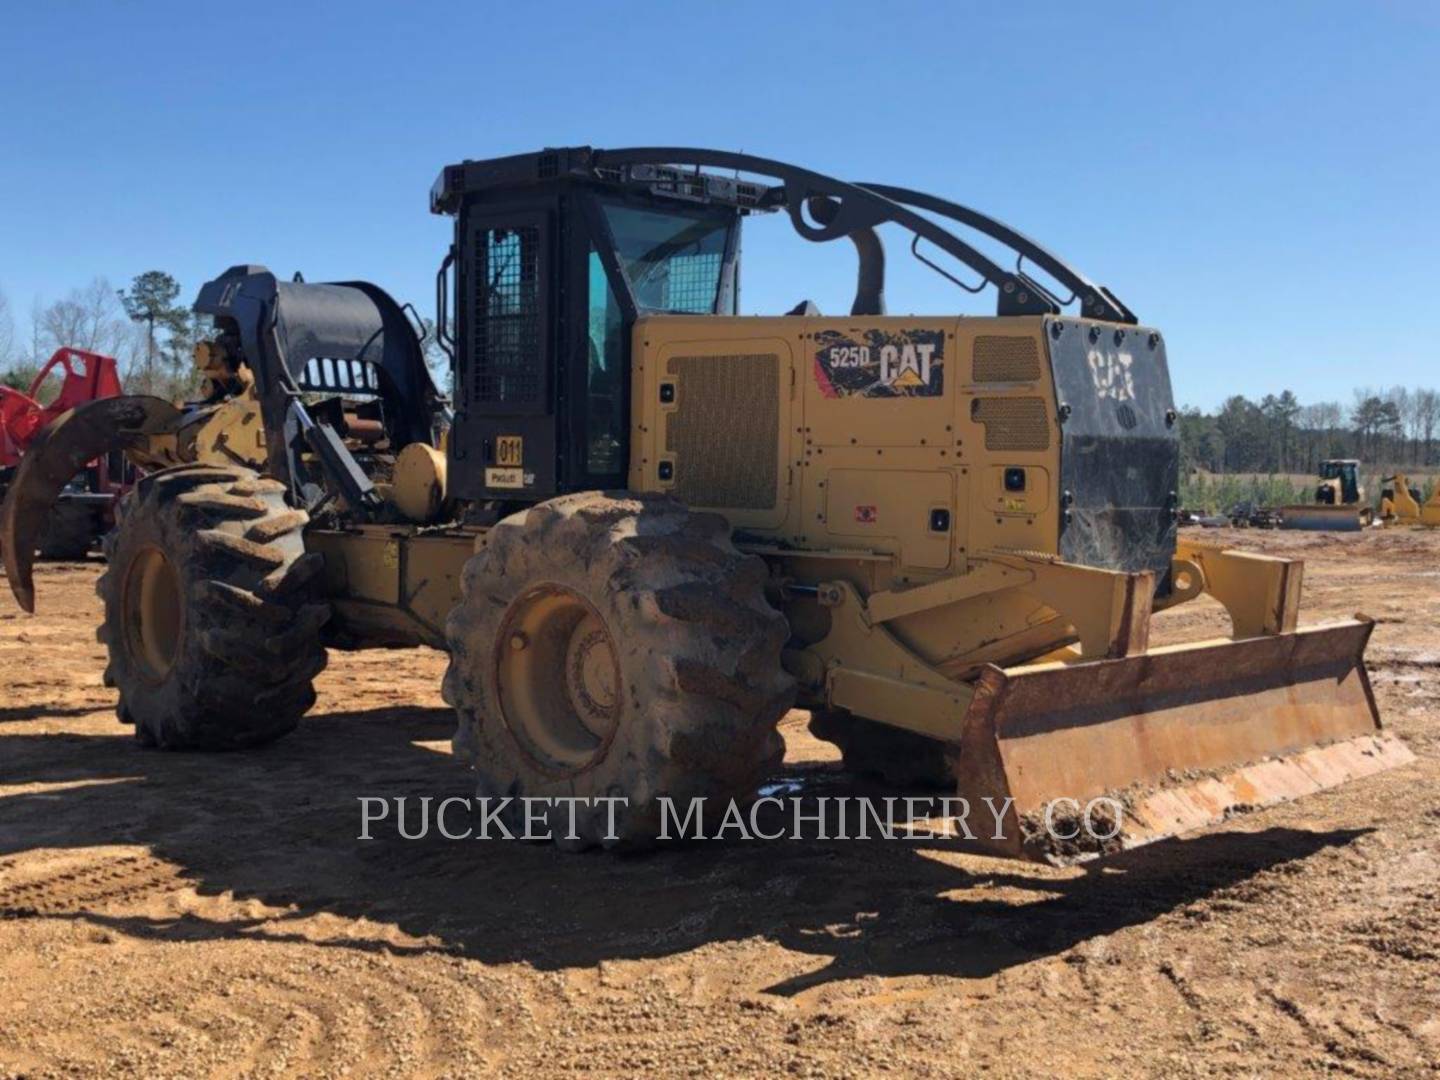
(0, 703, 1368, 991)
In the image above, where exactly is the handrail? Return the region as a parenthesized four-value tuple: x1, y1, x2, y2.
(857, 183, 1135, 324)
(592, 147, 1063, 318)
(590, 147, 1136, 322)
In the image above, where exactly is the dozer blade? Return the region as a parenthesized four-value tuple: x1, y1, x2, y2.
(1, 395, 180, 612)
(1280, 505, 1369, 531)
(953, 619, 1412, 863)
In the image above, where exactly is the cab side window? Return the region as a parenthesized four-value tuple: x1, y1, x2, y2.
(585, 250, 625, 474)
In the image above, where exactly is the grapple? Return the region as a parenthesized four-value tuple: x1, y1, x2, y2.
(1, 395, 180, 612)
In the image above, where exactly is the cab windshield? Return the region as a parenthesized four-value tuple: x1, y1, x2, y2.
(601, 201, 733, 314)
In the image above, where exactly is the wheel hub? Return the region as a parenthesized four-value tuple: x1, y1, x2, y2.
(120, 545, 184, 682)
(565, 613, 617, 735)
(495, 586, 621, 776)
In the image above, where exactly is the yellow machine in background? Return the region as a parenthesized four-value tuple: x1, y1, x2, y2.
(0, 147, 1412, 862)
(1381, 473, 1440, 527)
(1281, 459, 1374, 531)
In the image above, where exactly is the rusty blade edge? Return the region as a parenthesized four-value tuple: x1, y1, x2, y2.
(1060, 731, 1417, 865)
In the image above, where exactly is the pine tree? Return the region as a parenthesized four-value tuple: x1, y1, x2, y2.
(117, 271, 188, 393)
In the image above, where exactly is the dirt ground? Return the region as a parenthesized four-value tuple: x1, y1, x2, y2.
(2, 527, 1438, 1078)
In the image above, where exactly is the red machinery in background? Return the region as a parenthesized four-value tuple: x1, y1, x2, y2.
(0, 348, 132, 559)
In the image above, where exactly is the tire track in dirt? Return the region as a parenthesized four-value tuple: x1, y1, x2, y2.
(1260, 987, 1397, 1074)
(0, 923, 514, 1078)
(0, 851, 182, 917)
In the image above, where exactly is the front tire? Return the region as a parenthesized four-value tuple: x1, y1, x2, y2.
(97, 464, 329, 750)
(442, 492, 794, 849)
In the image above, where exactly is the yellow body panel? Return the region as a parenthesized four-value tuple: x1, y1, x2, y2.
(628, 314, 1080, 677)
(306, 527, 479, 648)
(190, 383, 267, 471)
(628, 315, 1063, 581)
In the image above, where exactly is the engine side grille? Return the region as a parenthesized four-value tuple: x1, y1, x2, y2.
(469, 226, 541, 406)
(973, 335, 1041, 383)
(972, 397, 1051, 451)
(664, 354, 779, 510)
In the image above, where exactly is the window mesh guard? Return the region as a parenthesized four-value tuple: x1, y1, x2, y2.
(470, 226, 541, 406)
(660, 252, 722, 313)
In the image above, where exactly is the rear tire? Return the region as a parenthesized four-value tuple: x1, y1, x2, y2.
(808, 707, 956, 789)
(97, 464, 329, 750)
(443, 492, 794, 849)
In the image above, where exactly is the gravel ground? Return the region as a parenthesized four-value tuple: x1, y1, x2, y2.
(1, 526, 1437, 1078)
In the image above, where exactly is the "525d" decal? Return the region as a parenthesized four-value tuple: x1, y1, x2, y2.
(813, 328, 945, 399)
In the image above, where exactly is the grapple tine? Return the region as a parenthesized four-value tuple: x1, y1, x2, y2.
(1, 395, 179, 612)
(953, 619, 1412, 863)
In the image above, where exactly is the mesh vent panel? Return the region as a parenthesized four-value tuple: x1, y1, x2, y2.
(973, 335, 1041, 382)
(972, 397, 1051, 451)
(469, 226, 541, 406)
(664, 355, 779, 510)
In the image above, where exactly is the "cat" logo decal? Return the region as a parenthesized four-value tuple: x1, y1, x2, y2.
(814, 328, 945, 399)
(1087, 350, 1135, 402)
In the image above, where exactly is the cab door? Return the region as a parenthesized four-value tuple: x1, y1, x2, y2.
(449, 206, 556, 502)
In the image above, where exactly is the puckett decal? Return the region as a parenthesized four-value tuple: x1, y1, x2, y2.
(814, 328, 945, 399)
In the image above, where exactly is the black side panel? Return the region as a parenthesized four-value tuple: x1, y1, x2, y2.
(1047, 318, 1178, 584)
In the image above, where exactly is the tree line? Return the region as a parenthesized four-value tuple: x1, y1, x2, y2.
(1, 272, 449, 403)
(0, 271, 203, 400)
(1179, 388, 1440, 478)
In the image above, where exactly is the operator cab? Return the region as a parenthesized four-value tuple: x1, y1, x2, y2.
(1317, 458, 1360, 505)
(431, 151, 757, 502)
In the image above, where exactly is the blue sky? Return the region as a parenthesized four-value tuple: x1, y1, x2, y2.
(1, 1, 1436, 409)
